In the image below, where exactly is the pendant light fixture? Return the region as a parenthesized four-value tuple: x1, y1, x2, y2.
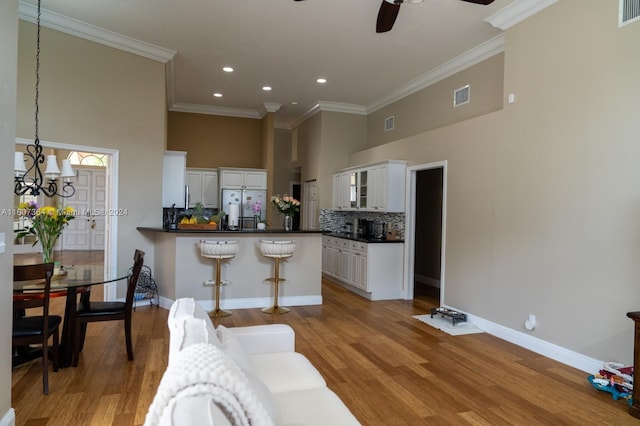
(14, 0, 76, 198)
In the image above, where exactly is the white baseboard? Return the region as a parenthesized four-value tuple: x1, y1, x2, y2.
(157, 295, 322, 311)
(1, 408, 15, 426)
(444, 305, 603, 374)
(415, 274, 440, 289)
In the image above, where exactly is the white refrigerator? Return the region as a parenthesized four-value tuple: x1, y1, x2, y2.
(220, 188, 267, 229)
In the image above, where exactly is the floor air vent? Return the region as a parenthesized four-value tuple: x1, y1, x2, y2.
(620, 0, 640, 26)
(454, 85, 470, 107)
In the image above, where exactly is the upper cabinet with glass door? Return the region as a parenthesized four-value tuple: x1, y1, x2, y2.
(332, 161, 406, 212)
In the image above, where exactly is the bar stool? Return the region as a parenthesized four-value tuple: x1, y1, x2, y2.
(200, 240, 239, 318)
(259, 240, 296, 314)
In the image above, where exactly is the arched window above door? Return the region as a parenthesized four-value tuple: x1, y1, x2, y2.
(67, 151, 108, 167)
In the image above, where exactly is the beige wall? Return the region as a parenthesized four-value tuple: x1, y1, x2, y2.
(1, 0, 17, 420)
(273, 128, 300, 195)
(16, 22, 167, 275)
(168, 111, 262, 168)
(297, 111, 367, 209)
(367, 53, 504, 148)
(349, 0, 640, 364)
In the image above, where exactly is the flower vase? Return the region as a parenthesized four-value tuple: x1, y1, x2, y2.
(42, 245, 54, 264)
(284, 215, 292, 231)
(41, 234, 59, 264)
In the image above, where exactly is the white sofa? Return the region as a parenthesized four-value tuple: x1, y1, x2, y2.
(144, 298, 361, 426)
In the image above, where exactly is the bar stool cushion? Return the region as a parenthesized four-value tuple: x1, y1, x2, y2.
(259, 240, 296, 258)
(200, 240, 239, 259)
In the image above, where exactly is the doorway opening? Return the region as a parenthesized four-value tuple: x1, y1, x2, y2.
(291, 181, 301, 231)
(15, 138, 120, 301)
(404, 161, 446, 305)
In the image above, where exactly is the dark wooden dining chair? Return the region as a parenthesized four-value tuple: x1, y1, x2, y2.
(72, 249, 145, 367)
(12, 262, 62, 395)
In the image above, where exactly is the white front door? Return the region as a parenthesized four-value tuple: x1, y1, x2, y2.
(63, 168, 107, 250)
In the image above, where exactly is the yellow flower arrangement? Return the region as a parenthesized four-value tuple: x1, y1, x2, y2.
(16, 204, 75, 263)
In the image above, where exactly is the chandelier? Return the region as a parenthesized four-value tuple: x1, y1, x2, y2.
(14, 0, 75, 198)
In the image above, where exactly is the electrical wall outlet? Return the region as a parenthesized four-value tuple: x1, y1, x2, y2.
(525, 314, 536, 331)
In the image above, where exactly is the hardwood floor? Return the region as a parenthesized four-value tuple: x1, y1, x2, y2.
(11, 253, 638, 425)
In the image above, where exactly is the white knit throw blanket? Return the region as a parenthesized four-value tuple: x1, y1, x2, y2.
(145, 343, 274, 426)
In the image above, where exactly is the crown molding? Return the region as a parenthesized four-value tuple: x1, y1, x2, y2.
(316, 101, 368, 115)
(289, 103, 322, 129)
(274, 121, 293, 130)
(261, 102, 283, 116)
(366, 33, 505, 114)
(18, 0, 175, 63)
(486, 0, 558, 30)
(170, 103, 261, 119)
(287, 101, 368, 129)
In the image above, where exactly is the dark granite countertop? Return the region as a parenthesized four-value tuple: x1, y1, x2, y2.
(137, 226, 323, 234)
(322, 232, 404, 244)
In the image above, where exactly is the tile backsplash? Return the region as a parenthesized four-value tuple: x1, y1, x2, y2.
(319, 209, 405, 240)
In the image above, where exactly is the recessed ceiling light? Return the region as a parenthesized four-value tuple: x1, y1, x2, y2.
(222, 66, 234, 73)
(291, 101, 298, 105)
(262, 86, 272, 91)
(213, 93, 223, 98)
(317, 78, 327, 84)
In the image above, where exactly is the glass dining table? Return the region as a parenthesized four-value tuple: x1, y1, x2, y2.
(13, 264, 131, 368)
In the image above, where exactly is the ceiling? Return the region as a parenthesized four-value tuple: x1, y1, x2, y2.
(19, 0, 521, 128)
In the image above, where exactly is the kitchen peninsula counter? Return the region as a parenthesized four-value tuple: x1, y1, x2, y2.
(137, 227, 322, 311)
(137, 227, 322, 234)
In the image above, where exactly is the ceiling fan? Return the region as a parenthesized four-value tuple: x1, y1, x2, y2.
(376, 0, 495, 33)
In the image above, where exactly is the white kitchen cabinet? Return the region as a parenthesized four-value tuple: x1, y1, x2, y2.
(322, 236, 404, 300)
(350, 241, 368, 291)
(332, 172, 351, 210)
(162, 151, 187, 207)
(322, 236, 350, 282)
(370, 162, 406, 212)
(332, 160, 406, 212)
(219, 168, 267, 190)
(186, 168, 218, 208)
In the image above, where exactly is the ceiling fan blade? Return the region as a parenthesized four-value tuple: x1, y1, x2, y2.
(376, 0, 402, 33)
(460, 0, 495, 5)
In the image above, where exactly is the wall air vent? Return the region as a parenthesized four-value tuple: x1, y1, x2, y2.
(454, 85, 470, 107)
(384, 115, 395, 132)
(620, 0, 640, 26)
